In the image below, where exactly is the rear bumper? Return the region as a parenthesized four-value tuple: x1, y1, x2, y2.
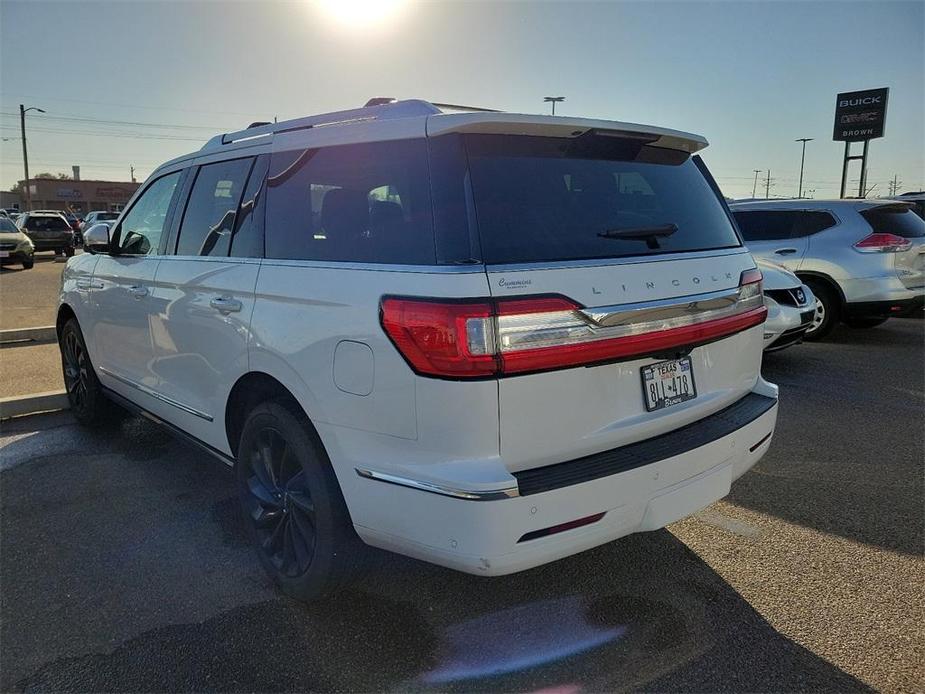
(352, 383, 778, 576)
(29, 238, 72, 251)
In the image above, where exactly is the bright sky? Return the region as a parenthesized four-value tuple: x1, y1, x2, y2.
(1, 0, 922, 199)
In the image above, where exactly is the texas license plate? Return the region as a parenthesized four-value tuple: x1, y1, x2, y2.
(641, 357, 697, 412)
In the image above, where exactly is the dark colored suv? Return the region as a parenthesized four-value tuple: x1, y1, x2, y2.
(17, 212, 76, 256)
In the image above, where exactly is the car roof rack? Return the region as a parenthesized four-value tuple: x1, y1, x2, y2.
(199, 98, 496, 152)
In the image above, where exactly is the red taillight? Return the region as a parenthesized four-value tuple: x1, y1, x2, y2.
(380, 299, 498, 377)
(381, 272, 767, 379)
(854, 233, 912, 253)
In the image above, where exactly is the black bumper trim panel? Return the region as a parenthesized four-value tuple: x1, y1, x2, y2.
(512, 392, 777, 496)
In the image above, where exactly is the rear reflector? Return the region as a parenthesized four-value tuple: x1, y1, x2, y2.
(381, 269, 766, 379)
(854, 233, 912, 253)
(517, 512, 607, 543)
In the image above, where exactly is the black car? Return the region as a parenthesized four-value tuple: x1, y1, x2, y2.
(17, 213, 75, 256)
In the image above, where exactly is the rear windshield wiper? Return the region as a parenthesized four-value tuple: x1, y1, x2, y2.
(597, 223, 678, 240)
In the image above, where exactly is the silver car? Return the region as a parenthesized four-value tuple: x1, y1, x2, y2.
(757, 259, 816, 351)
(731, 199, 925, 339)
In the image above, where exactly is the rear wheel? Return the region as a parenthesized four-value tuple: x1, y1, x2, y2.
(64, 246, 75, 257)
(803, 280, 839, 341)
(236, 400, 366, 601)
(22, 257, 33, 269)
(843, 317, 888, 329)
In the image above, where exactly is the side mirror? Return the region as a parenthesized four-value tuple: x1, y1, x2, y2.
(84, 223, 112, 254)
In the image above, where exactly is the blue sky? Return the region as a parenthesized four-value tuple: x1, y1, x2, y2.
(1, 0, 922, 198)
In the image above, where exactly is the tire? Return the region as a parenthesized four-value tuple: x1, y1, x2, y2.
(22, 257, 33, 269)
(64, 246, 75, 257)
(236, 399, 367, 601)
(844, 317, 888, 329)
(59, 318, 119, 426)
(803, 280, 839, 341)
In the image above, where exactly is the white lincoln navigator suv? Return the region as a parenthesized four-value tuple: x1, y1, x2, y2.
(59, 99, 778, 600)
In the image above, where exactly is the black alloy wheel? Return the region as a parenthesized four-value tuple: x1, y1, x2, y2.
(242, 426, 317, 577)
(62, 325, 90, 413)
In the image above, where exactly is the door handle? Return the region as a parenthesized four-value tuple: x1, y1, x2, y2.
(128, 285, 148, 299)
(76, 279, 103, 290)
(210, 296, 242, 314)
(774, 248, 798, 255)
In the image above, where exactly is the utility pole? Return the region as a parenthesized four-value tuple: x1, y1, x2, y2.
(795, 138, 813, 198)
(765, 169, 772, 199)
(19, 104, 45, 212)
(130, 165, 135, 183)
(752, 169, 761, 198)
(543, 96, 565, 115)
(888, 174, 901, 196)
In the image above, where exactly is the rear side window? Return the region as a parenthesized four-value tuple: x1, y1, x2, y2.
(732, 210, 835, 241)
(175, 157, 254, 256)
(265, 139, 435, 264)
(463, 134, 741, 264)
(860, 205, 925, 238)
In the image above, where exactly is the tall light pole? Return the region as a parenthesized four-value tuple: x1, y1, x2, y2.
(752, 169, 762, 198)
(543, 96, 565, 115)
(20, 104, 45, 212)
(795, 138, 813, 199)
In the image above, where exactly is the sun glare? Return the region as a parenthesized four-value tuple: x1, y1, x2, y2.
(315, 0, 407, 29)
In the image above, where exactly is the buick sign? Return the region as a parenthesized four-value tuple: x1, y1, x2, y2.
(833, 88, 889, 141)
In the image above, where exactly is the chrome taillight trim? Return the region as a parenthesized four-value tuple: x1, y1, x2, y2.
(496, 285, 763, 354)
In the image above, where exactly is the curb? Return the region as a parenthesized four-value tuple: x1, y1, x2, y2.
(0, 390, 69, 420)
(0, 326, 57, 346)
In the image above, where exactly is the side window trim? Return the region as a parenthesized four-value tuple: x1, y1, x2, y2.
(171, 156, 256, 257)
(112, 169, 186, 256)
(229, 154, 269, 259)
(160, 167, 196, 255)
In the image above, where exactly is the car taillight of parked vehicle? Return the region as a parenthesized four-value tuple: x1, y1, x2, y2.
(381, 269, 766, 379)
(853, 233, 913, 253)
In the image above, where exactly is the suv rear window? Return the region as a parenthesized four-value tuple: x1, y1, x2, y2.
(23, 216, 69, 231)
(860, 204, 925, 238)
(265, 139, 435, 264)
(463, 134, 741, 264)
(98, 212, 119, 221)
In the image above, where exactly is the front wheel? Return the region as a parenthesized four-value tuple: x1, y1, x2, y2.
(64, 246, 75, 257)
(59, 318, 118, 426)
(236, 400, 367, 601)
(803, 280, 839, 341)
(22, 257, 34, 269)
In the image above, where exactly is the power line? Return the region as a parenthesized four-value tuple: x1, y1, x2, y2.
(0, 112, 227, 131)
(0, 91, 263, 119)
(0, 125, 204, 142)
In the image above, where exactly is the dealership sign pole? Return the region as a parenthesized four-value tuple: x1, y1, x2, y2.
(834, 88, 889, 198)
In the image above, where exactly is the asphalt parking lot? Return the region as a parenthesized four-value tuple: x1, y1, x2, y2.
(1, 320, 922, 692)
(0, 251, 73, 331)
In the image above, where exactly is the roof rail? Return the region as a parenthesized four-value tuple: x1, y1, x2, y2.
(199, 99, 444, 152)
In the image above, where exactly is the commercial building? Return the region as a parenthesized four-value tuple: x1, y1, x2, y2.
(9, 176, 140, 214)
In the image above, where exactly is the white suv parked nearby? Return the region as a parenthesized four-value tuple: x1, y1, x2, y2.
(59, 99, 778, 600)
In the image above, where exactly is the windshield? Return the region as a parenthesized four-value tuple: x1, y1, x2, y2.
(0, 218, 17, 232)
(98, 212, 119, 220)
(23, 216, 70, 232)
(464, 134, 741, 264)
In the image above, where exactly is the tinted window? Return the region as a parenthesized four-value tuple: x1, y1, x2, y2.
(230, 156, 268, 258)
(176, 158, 253, 256)
(792, 211, 837, 236)
(117, 171, 181, 255)
(0, 218, 17, 232)
(861, 205, 925, 238)
(23, 216, 70, 231)
(733, 211, 799, 241)
(98, 212, 119, 221)
(266, 139, 435, 264)
(464, 134, 740, 264)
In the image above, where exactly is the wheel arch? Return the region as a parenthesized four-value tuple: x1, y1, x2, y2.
(225, 371, 311, 458)
(795, 270, 846, 306)
(55, 303, 77, 342)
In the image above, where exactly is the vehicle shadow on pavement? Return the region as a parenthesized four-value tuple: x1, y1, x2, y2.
(736, 320, 924, 555)
(2, 415, 870, 692)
